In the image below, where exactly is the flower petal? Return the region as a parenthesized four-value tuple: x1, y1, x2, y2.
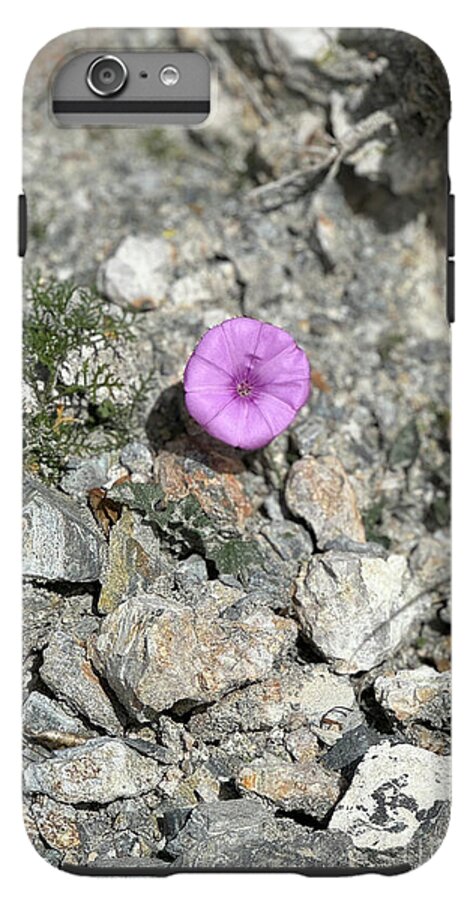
(191, 319, 262, 378)
(203, 396, 275, 450)
(258, 377, 311, 411)
(254, 342, 310, 385)
(184, 352, 232, 391)
(253, 392, 302, 438)
(185, 388, 235, 428)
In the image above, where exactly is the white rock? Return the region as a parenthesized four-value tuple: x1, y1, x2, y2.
(97, 235, 174, 309)
(329, 742, 450, 852)
(295, 548, 430, 673)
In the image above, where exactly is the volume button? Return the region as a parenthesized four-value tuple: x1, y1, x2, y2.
(447, 194, 455, 258)
(18, 193, 27, 258)
(447, 259, 455, 324)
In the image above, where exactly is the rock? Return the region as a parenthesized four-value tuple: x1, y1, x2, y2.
(23, 477, 107, 582)
(159, 765, 221, 808)
(92, 591, 297, 720)
(329, 742, 450, 853)
(60, 454, 111, 498)
(41, 629, 122, 734)
(97, 235, 174, 309)
(374, 667, 451, 730)
(166, 798, 353, 868)
(24, 738, 161, 805)
(295, 548, 430, 673)
(273, 28, 337, 65)
(189, 662, 360, 747)
(237, 755, 343, 819)
(97, 508, 171, 614)
(284, 456, 365, 546)
(23, 691, 92, 748)
(174, 554, 208, 589)
(260, 520, 313, 563)
(120, 441, 154, 477)
(154, 438, 253, 534)
(30, 797, 81, 851)
(410, 533, 450, 593)
(321, 724, 385, 772)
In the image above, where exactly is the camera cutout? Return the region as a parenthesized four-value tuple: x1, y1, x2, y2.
(52, 51, 210, 126)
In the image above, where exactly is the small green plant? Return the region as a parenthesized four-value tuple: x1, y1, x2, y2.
(24, 277, 150, 482)
(110, 482, 263, 582)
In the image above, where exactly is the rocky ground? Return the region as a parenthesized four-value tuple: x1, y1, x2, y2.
(22, 28, 450, 873)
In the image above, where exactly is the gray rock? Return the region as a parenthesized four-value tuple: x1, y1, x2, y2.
(237, 754, 343, 819)
(23, 477, 106, 582)
(321, 724, 385, 772)
(295, 548, 430, 673)
(260, 520, 313, 563)
(175, 554, 209, 589)
(120, 441, 154, 477)
(159, 764, 221, 808)
(272, 28, 337, 65)
(170, 261, 240, 309)
(60, 455, 111, 498)
(92, 591, 297, 720)
(189, 662, 360, 747)
(23, 691, 92, 748)
(41, 629, 122, 734)
(97, 235, 174, 309)
(374, 666, 451, 730)
(167, 798, 353, 868)
(329, 741, 450, 853)
(24, 737, 161, 805)
(285, 456, 365, 547)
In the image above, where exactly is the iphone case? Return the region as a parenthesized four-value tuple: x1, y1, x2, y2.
(22, 28, 451, 875)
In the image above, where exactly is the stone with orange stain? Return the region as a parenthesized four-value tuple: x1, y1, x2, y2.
(92, 588, 297, 720)
(237, 754, 343, 819)
(41, 629, 122, 734)
(32, 797, 81, 850)
(285, 455, 365, 546)
(374, 666, 450, 731)
(154, 438, 254, 533)
(24, 738, 160, 805)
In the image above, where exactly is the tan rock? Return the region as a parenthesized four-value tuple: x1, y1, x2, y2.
(285, 455, 365, 546)
(154, 438, 253, 532)
(92, 591, 297, 720)
(238, 754, 343, 819)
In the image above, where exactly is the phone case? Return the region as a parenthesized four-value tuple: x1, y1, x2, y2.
(22, 28, 451, 875)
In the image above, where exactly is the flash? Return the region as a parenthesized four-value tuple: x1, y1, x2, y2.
(160, 65, 180, 87)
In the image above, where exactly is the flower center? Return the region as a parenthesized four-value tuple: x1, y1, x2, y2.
(236, 380, 253, 397)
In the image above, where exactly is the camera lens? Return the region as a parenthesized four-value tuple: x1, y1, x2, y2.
(86, 55, 128, 97)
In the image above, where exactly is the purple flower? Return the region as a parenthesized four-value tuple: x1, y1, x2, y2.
(184, 317, 311, 450)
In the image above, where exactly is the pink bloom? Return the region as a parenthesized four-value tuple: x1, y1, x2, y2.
(184, 317, 311, 450)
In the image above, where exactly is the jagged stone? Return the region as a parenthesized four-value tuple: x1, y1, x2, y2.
(329, 741, 450, 853)
(285, 456, 365, 546)
(295, 548, 430, 673)
(92, 591, 297, 720)
(23, 477, 106, 582)
(24, 738, 161, 805)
